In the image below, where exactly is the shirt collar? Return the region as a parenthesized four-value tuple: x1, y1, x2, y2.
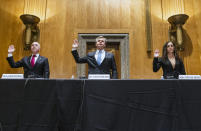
(32, 53, 39, 57)
(96, 49, 105, 54)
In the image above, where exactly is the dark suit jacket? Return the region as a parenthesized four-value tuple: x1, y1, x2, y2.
(72, 50, 118, 79)
(7, 55, 50, 78)
(153, 57, 186, 79)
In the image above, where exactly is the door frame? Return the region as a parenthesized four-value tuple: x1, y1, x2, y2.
(73, 29, 133, 79)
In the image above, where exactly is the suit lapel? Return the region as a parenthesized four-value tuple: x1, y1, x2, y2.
(103, 51, 107, 62)
(33, 55, 41, 69)
(91, 51, 99, 65)
(92, 51, 96, 59)
(99, 51, 107, 66)
(27, 56, 32, 68)
(167, 58, 175, 70)
(175, 58, 179, 69)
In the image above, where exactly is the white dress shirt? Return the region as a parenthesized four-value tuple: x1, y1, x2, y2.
(8, 53, 39, 63)
(31, 54, 39, 63)
(95, 49, 105, 64)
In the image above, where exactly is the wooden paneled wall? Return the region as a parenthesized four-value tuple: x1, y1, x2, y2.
(0, 0, 201, 79)
(0, 0, 25, 75)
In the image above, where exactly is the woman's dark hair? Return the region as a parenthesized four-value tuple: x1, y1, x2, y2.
(162, 41, 178, 59)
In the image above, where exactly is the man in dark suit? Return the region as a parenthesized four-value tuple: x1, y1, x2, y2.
(7, 42, 50, 78)
(71, 36, 118, 79)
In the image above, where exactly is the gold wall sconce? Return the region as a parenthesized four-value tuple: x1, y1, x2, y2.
(20, 14, 40, 50)
(168, 14, 189, 51)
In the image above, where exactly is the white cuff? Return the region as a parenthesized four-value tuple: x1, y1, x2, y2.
(154, 54, 159, 57)
(8, 53, 13, 57)
(72, 48, 77, 51)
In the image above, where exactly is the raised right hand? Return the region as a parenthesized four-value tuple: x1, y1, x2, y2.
(72, 39, 79, 48)
(8, 45, 15, 53)
(154, 49, 160, 57)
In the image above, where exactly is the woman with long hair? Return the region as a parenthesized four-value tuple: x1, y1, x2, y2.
(153, 41, 186, 79)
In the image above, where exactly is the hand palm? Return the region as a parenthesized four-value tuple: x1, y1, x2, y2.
(72, 40, 79, 48)
(72, 43, 78, 48)
(8, 45, 15, 53)
(154, 49, 160, 57)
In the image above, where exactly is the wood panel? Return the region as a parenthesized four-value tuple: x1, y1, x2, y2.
(24, 0, 47, 51)
(0, 0, 24, 76)
(193, 0, 201, 69)
(182, 0, 201, 75)
(1, 0, 201, 79)
(24, 0, 47, 20)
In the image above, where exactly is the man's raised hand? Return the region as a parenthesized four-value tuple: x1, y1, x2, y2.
(72, 39, 79, 48)
(8, 45, 15, 53)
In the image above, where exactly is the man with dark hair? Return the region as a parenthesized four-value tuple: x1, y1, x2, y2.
(7, 42, 50, 78)
(71, 36, 118, 79)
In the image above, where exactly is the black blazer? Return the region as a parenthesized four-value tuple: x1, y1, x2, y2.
(153, 57, 186, 79)
(7, 55, 50, 78)
(72, 50, 118, 79)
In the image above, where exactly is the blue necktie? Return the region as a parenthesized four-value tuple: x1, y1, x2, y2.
(97, 50, 102, 65)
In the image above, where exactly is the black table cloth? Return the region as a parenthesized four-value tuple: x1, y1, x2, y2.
(0, 79, 201, 131)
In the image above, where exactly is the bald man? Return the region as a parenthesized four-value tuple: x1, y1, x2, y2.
(7, 42, 50, 78)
